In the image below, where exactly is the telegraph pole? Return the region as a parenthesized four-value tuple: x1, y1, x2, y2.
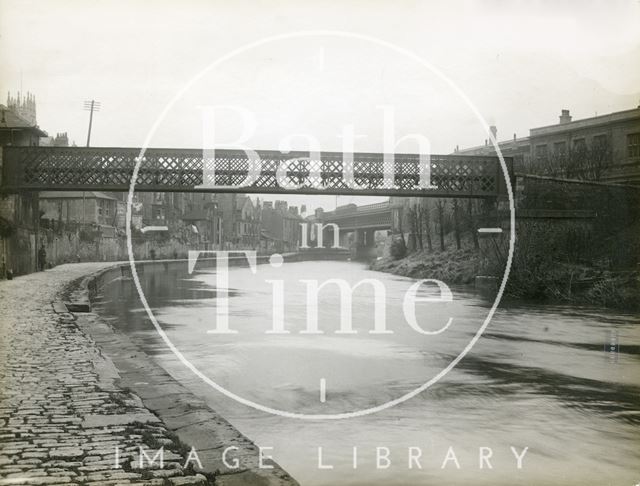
(83, 100, 101, 224)
(83, 100, 100, 147)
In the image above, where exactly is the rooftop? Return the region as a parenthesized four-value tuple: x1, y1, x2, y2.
(0, 104, 47, 137)
(39, 191, 117, 200)
(235, 195, 251, 210)
(530, 107, 640, 137)
(456, 105, 640, 154)
(182, 209, 209, 221)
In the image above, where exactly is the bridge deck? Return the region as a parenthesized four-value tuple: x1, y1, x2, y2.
(1, 146, 512, 198)
(321, 201, 395, 230)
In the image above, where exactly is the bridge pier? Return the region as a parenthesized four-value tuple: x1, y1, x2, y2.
(338, 229, 351, 249)
(349, 228, 377, 261)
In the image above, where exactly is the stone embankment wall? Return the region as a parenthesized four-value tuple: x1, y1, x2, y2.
(41, 230, 204, 266)
(2, 227, 211, 278)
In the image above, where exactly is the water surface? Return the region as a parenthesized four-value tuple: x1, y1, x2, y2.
(94, 260, 640, 485)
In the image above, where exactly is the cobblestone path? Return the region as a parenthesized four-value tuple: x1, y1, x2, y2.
(0, 263, 212, 485)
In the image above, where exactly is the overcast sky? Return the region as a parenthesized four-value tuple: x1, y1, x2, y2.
(1, 0, 639, 209)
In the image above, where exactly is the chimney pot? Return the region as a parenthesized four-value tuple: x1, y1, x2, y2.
(559, 109, 572, 124)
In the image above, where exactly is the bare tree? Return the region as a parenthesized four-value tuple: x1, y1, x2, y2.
(415, 203, 424, 250)
(524, 140, 611, 181)
(435, 199, 446, 251)
(420, 200, 433, 252)
(407, 206, 417, 252)
(397, 200, 408, 249)
(452, 199, 461, 250)
(467, 199, 479, 250)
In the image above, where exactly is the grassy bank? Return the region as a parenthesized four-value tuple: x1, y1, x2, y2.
(371, 245, 639, 311)
(503, 258, 640, 311)
(371, 247, 482, 284)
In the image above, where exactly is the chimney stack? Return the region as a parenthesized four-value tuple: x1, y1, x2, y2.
(489, 125, 497, 140)
(559, 109, 572, 124)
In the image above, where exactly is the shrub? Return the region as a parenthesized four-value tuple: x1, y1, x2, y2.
(586, 276, 640, 310)
(0, 217, 15, 238)
(390, 236, 407, 260)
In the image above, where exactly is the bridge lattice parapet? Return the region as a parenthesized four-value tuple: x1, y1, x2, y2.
(1, 146, 512, 197)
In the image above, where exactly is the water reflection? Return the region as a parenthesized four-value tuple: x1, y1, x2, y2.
(94, 260, 640, 485)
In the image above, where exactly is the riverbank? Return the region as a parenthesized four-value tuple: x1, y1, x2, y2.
(371, 248, 482, 284)
(0, 262, 298, 486)
(370, 248, 640, 311)
(504, 261, 640, 311)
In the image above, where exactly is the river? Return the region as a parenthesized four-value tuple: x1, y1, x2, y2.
(93, 259, 640, 485)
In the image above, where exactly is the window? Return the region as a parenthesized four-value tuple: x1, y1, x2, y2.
(553, 141, 567, 156)
(152, 206, 164, 221)
(628, 133, 640, 158)
(593, 134, 607, 147)
(573, 138, 586, 152)
(97, 200, 110, 219)
(535, 144, 547, 160)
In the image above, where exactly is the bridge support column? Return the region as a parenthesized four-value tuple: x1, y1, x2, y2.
(351, 228, 377, 260)
(349, 229, 361, 260)
(338, 229, 350, 249)
(321, 225, 336, 248)
(364, 229, 375, 247)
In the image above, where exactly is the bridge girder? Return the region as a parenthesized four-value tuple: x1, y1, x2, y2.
(1, 146, 513, 198)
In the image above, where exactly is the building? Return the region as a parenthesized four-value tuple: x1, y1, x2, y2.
(0, 93, 48, 276)
(0, 100, 47, 236)
(282, 204, 303, 251)
(259, 201, 283, 251)
(0, 101, 46, 147)
(453, 128, 531, 169)
(181, 198, 222, 249)
(6, 92, 37, 126)
(455, 106, 640, 184)
(39, 191, 119, 228)
(134, 191, 221, 247)
(303, 208, 325, 248)
(260, 200, 304, 252)
(138, 192, 167, 226)
(235, 196, 260, 248)
(274, 201, 303, 252)
(216, 194, 260, 249)
(40, 132, 70, 147)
